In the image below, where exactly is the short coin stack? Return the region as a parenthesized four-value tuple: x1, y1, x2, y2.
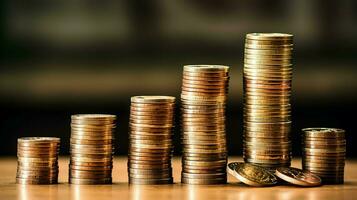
(128, 96, 175, 184)
(243, 33, 293, 169)
(302, 128, 346, 184)
(16, 137, 60, 184)
(69, 114, 116, 184)
(181, 65, 229, 184)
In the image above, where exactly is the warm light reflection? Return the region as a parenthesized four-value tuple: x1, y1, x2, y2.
(72, 184, 81, 200)
(130, 185, 144, 200)
(18, 184, 57, 200)
(18, 184, 28, 200)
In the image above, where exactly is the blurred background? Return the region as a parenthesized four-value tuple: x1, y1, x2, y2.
(0, 0, 356, 157)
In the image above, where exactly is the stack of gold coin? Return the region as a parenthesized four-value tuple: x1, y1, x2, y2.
(180, 65, 229, 185)
(302, 128, 346, 184)
(128, 96, 175, 184)
(243, 33, 293, 169)
(16, 137, 60, 184)
(69, 114, 116, 184)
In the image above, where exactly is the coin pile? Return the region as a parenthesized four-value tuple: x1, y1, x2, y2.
(16, 137, 60, 184)
(128, 96, 175, 184)
(302, 128, 346, 184)
(69, 114, 116, 184)
(180, 65, 229, 185)
(243, 33, 293, 169)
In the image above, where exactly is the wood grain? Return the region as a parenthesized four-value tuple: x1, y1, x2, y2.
(0, 157, 356, 200)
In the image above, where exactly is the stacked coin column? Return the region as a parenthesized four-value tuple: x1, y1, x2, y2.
(16, 137, 60, 184)
(128, 96, 175, 185)
(302, 128, 346, 184)
(69, 114, 116, 184)
(181, 65, 229, 185)
(243, 33, 293, 169)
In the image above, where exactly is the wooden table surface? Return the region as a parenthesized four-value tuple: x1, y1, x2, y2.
(0, 157, 356, 200)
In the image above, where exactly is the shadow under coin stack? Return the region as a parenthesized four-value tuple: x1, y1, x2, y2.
(69, 114, 116, 184)
(302, 128, 346, 184)
(16, 137, 60, 184)
(181, 65, 229, 185)
(243, 33, 293, 170)
(128, 96, 175, 184)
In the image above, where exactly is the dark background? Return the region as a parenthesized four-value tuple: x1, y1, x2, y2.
(0, 0, 356, 157)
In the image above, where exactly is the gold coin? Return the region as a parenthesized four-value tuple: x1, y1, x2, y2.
(246, 33, 293, 41)
(228, 162, 277, 186)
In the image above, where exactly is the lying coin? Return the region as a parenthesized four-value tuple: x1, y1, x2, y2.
(228, 162, 277, 187)
(275, 167, 321, 186)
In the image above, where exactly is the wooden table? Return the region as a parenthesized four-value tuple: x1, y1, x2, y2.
(0, 157, 356, 200)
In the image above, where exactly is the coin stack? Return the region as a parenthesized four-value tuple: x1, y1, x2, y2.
(16, 137, 60, 184)
(128, 96, 175, 184)
(302, 128, 346, 184)
(181, 65, 229, 185)
(243, 33, 293, 170)
(69, 114, 116, 184)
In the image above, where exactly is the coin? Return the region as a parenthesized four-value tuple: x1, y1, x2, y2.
(16, 137, 60, 185)
(301, 128, 346, 184)
(180, 65, 229, 184)
(128, 96, 175, 185)
(228, 162, 277, 186)
(243, 33, 293, 169)
(275, 167, 321, 186)
(69, 114, 116, 185)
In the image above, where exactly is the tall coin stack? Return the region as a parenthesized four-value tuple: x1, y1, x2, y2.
(69, 114, 116, 184)
(302, 128, 346, 184)
(181, 65, 229, 185)
(16, 137, 60, 184)
(128, 96, 175, 184)
(243, 33, 293, 169)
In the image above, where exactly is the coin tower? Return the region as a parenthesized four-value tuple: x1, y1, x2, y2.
(302, 128, 346, 184)
(16, 137, 60, 184)
(243, 33, 293, 169)
(69, 114, 116, 184)
(180, 65, 229, 184)
(128, 96, 175, 184)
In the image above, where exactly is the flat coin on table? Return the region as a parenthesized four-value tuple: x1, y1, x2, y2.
(227, 162, 277, 186)
(275, 167, 322, 187)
